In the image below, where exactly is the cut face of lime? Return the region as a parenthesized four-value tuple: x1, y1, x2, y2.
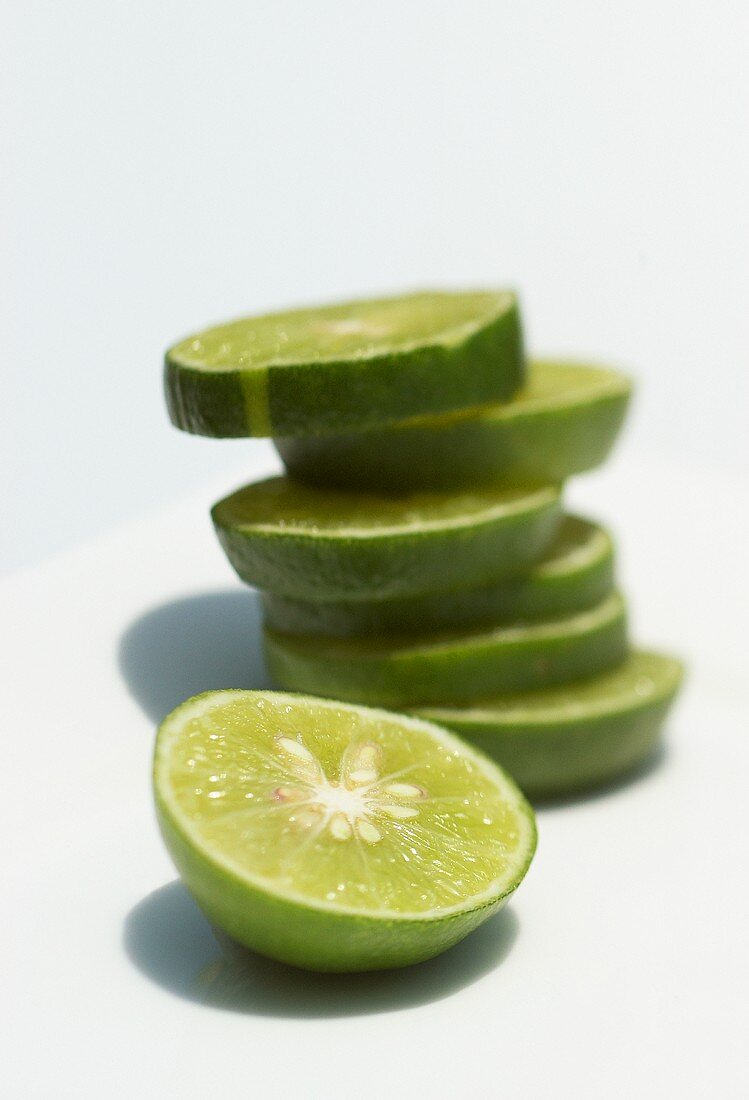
(154, 691, 536, 971)
(414, 651, 683, 799)
(212, 477, 561, 602)
(264, 592, 628, 707)
(262, 515, 614, 637)
(276, 360, 632, 490)
(165, 290, 525, 438)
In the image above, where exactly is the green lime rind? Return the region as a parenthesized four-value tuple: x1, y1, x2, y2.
(263, 592, 628, 707)
(165, 290, 525, 438)
(261, 515, 614, 638)
(413, 651, 683, 799)
(212, 477, 562, 602)
(154, 691, 536, 972)
(275, 360, 632, 490)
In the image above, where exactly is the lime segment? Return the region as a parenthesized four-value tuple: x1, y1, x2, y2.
(261, 516, 614, 637)
(276, 360, 631, 490)
(212, 477, 561, 601)
(165, 290, 525, 438)
(154, 691, 536, 971)
(413, 651, 683, 798)
(263, 592, 628, 707)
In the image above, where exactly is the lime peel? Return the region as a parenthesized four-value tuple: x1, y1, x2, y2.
(263, 592, 628, 706)
(211, 477, 562, 602)
(261, 515, 615, 638)
(165, 289, 525, 438)
(276, 359, 632, 490)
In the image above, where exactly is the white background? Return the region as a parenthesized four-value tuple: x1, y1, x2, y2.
(2, 3, 748, 1098)
(2, 0, 747, 576)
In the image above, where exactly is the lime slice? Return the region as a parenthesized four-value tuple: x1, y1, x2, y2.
(262, 515, 614, 637)
(153, 690, 536, 972)
(413, 651, 683, 798)
(276, 360, 632, 490)
(264, 592, 628, 707)
(212, 477, 561, 602)
(165, 290, 524, 438)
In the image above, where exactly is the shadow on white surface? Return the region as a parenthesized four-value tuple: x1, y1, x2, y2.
(124, 881, 519, 1017)
(118, 589, 271, 722)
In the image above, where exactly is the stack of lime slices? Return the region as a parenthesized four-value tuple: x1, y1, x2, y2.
(159, 289, 682, 970)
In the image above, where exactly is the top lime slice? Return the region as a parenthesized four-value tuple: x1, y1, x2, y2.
(165, 289, 525, 438)
(154, 690, 536, 971)
(212, 476, 561, 602)
(276, 359, 632, 490)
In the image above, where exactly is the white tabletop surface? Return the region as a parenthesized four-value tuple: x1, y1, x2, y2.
(2, 446, 747, 1099)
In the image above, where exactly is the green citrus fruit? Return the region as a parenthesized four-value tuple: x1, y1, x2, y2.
(414, 650, 683, 798)
(261, 515, 614, 637)
(212, 477, 561, 602)
(263, 592, 628, 707)
(165, 290, 525, 438)
(153, 690, 536, 972)
(276, 360, 631, 490)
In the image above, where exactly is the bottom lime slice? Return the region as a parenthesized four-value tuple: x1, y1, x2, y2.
(154, 691, 536, 972)
(263, 592, 628, 707)
(413, 651, 683, 799)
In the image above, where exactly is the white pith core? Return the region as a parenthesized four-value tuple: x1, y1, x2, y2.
(273, 735, 426, 845)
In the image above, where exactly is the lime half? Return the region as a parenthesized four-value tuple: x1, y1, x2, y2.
(264, 592, 628, 707)
(165, 290, 524, 438)
(414, 651, 683, 798)
(261, 515, 614, 637)
(212, 477, 561, 602)
(276, 360, 631, 490)
(154, 691, 536, 972)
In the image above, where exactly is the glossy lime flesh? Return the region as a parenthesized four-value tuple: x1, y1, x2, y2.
(154, 691, 536, 971)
